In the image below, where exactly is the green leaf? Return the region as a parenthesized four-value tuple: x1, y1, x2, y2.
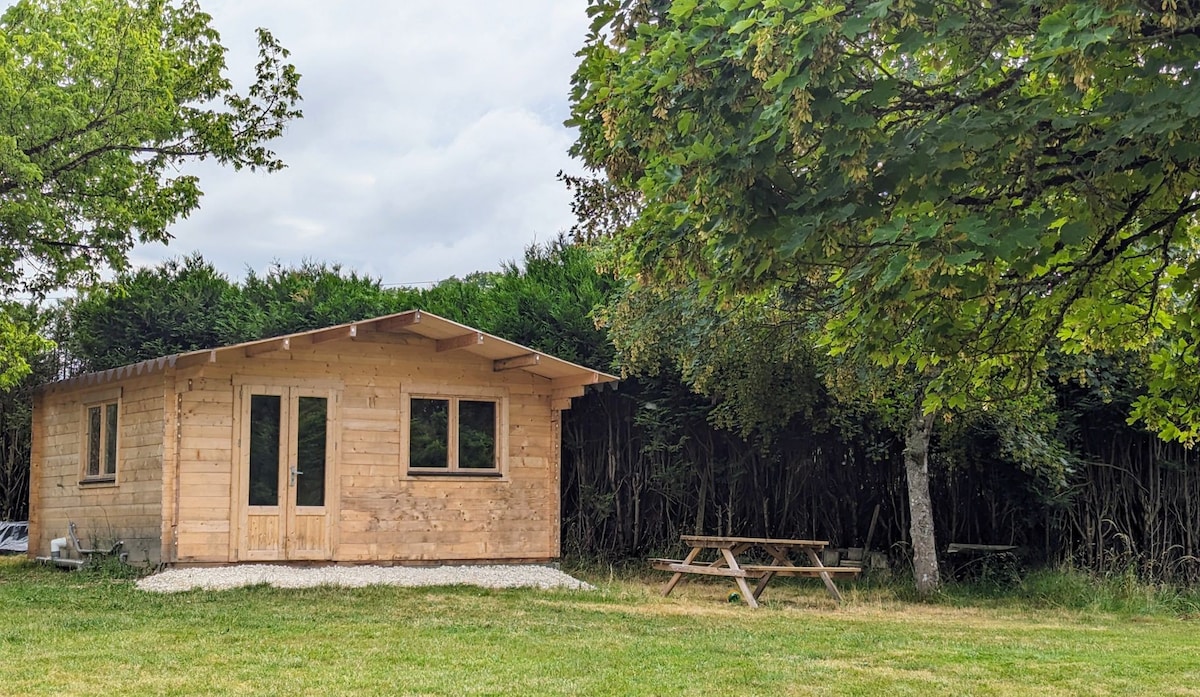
(669, 0, 700, 21)
(944, 251, 981, 266)
(874, 253, 910, 289)
(730, 17, 758, 34)
(678, 111, 694, 135)
(840, 14, 871, 37)
(1058, 221, 1090, 246)
(870, 219, 905, 244)
(801, 3, 846, 24)
(753, 256, 772, 279)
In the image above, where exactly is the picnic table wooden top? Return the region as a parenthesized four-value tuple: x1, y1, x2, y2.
(680, 535, 829, 548)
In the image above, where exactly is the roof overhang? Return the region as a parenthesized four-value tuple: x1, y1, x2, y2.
(39, 309, 619, 397)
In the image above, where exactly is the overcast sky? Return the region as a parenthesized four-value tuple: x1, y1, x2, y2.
(132, 0, 592, 287)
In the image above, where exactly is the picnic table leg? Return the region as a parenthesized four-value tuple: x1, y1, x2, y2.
(751, 571, 775, 601)
(720, 548, 759, 609)
(751, 543, 800, 602)
(661, 546, 703, 597)
(804, 548, 844, 603)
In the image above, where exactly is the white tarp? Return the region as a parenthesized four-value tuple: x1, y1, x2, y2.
(0, 521, 28, 553)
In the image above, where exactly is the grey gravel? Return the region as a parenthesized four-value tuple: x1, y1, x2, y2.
(136, 564, 595, 593)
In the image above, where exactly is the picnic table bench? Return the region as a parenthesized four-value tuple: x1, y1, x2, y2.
(650, 535, 860, 608)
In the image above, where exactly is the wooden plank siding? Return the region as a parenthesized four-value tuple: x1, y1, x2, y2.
(30, 375, 166, 564)
(32, 328, 583, 567)
(171, 335, 562, 563)
(172, 371, 236, 562)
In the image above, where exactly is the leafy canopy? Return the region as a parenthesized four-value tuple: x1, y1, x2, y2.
(0, 0, 301, 386)
(570, 0, 1200, 439)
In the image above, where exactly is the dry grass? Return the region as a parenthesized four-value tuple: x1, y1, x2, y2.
(1, 557, 1197, 696)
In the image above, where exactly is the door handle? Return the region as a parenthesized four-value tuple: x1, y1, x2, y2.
(290, 466, 303, 486)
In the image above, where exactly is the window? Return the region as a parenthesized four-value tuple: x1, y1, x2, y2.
(248, 394, 282, 506)
(407, 396, 500, 473)
(82, 396, 119, 482)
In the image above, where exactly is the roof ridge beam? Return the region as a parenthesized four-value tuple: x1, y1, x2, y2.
(376, 311, 422, 333)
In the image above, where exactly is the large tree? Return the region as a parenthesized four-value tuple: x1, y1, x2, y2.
(0, 0, 302, 385)
(570, 0, 1200, 593)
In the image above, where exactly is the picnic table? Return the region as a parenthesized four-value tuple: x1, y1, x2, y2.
(650, 535, 860, 608)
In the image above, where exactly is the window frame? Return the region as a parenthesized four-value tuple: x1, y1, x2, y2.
(79, 387, 122, 486)
(401, 385, 507, 477)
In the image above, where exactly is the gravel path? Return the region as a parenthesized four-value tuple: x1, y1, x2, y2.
(136, 564, 595, 594)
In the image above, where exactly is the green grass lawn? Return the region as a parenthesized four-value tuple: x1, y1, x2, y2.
(1, 558, 1197, 696)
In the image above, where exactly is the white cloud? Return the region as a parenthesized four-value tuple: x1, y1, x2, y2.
(132, 0, 592, 285)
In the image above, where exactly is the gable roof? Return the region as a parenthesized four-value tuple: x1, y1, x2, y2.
(40, 309, 619, 393)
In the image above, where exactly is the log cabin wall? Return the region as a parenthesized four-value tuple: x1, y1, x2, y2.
(170, 370, 237, 562)
(171, 330, 562, 563)
(29, 374, 166, 564)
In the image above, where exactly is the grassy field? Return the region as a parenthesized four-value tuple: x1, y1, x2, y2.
(1, 558, 1197, 696)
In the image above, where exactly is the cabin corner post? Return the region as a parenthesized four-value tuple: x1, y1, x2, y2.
(328, 389, 342, 562)
(27, 391, 44, 560)
(551, 408, 562, 559)
(160, 369, 180, 565)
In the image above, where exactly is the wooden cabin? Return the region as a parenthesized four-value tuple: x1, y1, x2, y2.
(27, 310, 617, 566)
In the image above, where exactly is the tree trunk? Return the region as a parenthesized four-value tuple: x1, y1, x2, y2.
(904, 402, 940, 596)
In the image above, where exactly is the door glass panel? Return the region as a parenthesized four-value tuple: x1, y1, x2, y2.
(295, 396, 327, 506)
(459, 400, 496, 469)
(248, 394, 281, 506)
(409, 398, 449, 468)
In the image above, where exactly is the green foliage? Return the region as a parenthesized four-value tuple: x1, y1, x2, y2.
(602, 282, 826, 443)
(1131, 329, 1200, 443)
(80, 552, 144, 580)
(0, 303, 59, 520)
(64, 255, 261, 371)
(61, 243, 616, 375)
(485, 241, 619, 369)
(0, 0, 302, 296)
(558, 171, 642, 244)
(407, 239, 621, 372)
(570, 0, 1200, 438)
(951, 567, 1200, 619)
(241, 261, 413, 337)
(0, 0, 301, 383)
(418, 273, 496, 327)
(0, 305, 53, 389)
